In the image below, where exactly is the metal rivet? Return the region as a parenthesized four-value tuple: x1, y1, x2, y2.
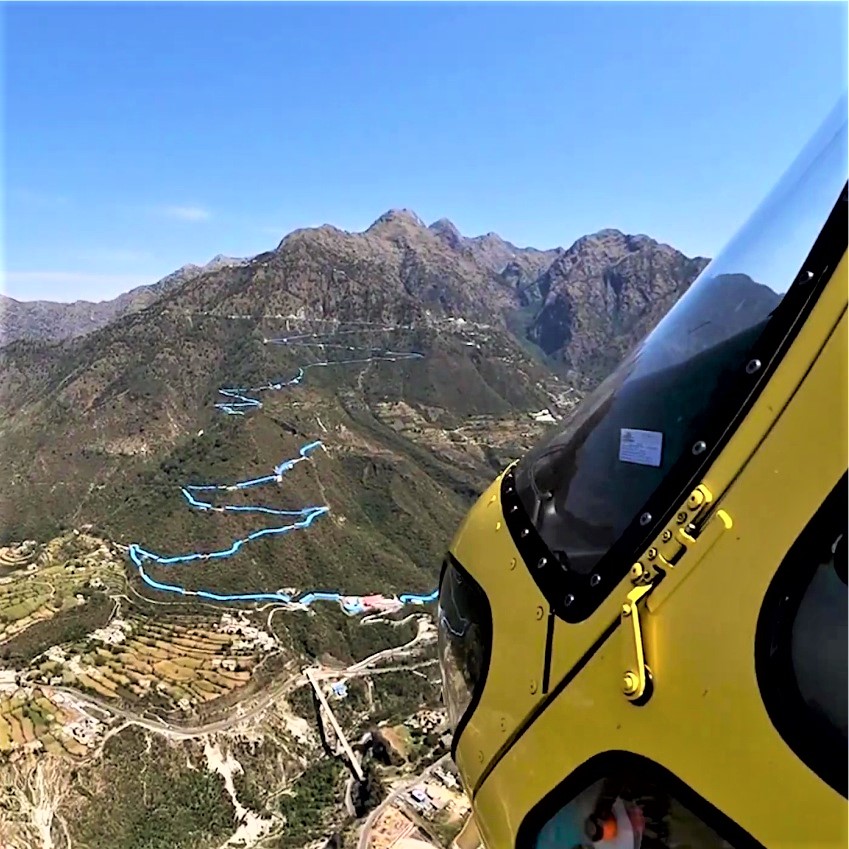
(623, 672, 639, 695)
(477, 750, 484, 763)
(529, 681, 538, 695)
(520, 528, 529, 538)
(536, 557, 547, 569)
(745, 358, 762, 375)
(688, 490, 705, 508)
(692, 440, 707, 455)
(589, 573, 601, 587)
(564, 593, 575, 607)
(535, 606, 544, 620)
(509, 558, 517, 570)
(509, 504, 518, 513)
(495, 521, 502, 531)
(488, 495, 497, 505)
(631, 563, 645, 580)
(639, 512, 652, 527)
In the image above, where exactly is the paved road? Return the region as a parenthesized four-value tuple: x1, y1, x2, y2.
(50, 670, 304, 739)
(357, 754, 451, 849)
(48, 622, 436, 741)
(347, 618, 435, 673)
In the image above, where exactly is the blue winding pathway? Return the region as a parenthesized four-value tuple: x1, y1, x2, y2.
(128, 337, 438, 612)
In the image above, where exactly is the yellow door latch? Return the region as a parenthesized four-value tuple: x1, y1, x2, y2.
(620, 484, 733, 704)
(621, 582, 653, 703)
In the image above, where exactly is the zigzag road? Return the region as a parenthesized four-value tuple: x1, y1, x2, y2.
(127, 331, 440, 612)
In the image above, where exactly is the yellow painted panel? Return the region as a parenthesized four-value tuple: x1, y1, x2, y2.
(472, 273, 847, 848)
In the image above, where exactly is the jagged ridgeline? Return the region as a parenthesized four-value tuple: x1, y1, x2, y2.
(0, 210, 709, 603)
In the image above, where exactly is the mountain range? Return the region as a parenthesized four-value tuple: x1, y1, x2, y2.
(0, 210, 711, 604)
(0, 255, 247, 346)
(2, 213, 708, 368)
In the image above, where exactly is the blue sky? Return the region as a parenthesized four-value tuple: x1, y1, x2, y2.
(4, 1, 847, 303)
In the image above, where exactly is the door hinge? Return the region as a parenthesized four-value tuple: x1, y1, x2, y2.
(620, 484, 733, 703)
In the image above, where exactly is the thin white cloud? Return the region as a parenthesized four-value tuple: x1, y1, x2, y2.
(159, 205, 212, 222)
(11, 189, 71, 208)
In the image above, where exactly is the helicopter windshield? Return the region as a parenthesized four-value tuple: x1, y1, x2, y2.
(513, 97, 848, 605)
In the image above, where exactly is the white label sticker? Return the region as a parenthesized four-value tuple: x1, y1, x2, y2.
(619, 428, 663, 467)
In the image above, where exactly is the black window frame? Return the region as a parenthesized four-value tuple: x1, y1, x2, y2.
(516, 750, 766, 849)
(503, 184, 847, 624)
(437, 553, 494, 759)
(755, 471, 848, 798)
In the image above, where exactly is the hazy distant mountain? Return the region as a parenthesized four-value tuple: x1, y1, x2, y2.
(0, 255, 247, 345)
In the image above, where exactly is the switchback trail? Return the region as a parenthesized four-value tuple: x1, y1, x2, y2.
(127, 333, 439, 611)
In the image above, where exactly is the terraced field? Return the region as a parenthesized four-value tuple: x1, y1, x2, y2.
(0, 687, 90, 757)
(0, 540, 39, 573)
(27, 612, 277, 713)
(0, 532, 125, 643)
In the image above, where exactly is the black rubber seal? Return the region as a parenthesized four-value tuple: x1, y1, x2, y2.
(754, 471, 848, 798)
(515, 751, 767, 849)
(440, 552, 494, 765)
(504, 184, 848, 624)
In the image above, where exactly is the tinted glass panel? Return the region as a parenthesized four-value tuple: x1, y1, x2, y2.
(757, 473, 848, 796)
(514, 99, 847, 584)
(533, 770, 737, 849)
(790, 533, 847, 739)
(437, 558, 492, 730)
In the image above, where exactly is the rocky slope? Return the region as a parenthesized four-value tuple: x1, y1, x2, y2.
(427, 217, 560, 290)
(0, 210, 712, 601)
(0, 210, 566, 602)
(525, 229, 710, 383)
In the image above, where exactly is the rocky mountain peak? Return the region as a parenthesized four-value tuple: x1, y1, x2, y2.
(207, 254, 242, 268)
(526, 229, 710, 381)
(428, 218, 463, 249)
(275, 223, 347, 251)
(366, 208, 426, 232)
